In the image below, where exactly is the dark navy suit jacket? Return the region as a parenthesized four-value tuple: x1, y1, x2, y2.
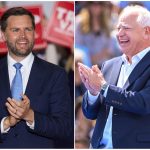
(0, 54, 71, 148)
(82, 51, 150, 148)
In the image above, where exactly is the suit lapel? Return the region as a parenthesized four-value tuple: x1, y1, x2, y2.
(109, 57, 123, 85)
(25, 56, 43, 98)
(104, 57, 123, 116)
(0, 56, 11, 101)
(123, 51, 150, 89)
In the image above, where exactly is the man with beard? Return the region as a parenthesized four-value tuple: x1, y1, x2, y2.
(0, 7, 71, 148)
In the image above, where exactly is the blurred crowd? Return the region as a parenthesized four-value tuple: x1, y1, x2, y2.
(75, 1, 150, 148)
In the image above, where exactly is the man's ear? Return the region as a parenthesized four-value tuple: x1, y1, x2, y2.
(143, 26, 150, 39)
(0, 30, 6, 42)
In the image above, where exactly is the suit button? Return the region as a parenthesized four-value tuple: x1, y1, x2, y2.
(114, 113, 117, 116)
(14, 133, 19, 137)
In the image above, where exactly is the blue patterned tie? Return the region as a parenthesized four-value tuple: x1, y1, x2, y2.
(11, 63, 23, 101)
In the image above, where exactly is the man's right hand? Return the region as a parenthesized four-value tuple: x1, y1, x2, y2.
(78, 63, 100, 96)
(4, 97, 21, 131)
(3, 116, 20, 130)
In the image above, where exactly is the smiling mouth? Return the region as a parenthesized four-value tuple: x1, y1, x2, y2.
(17, 42, 28, 49)
(18, 42, 27, 44)
(119, 39, 130, 45)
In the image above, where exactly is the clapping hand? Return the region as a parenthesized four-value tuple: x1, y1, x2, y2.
(5, 95, 34, 125)
(78, 63, 106, 96)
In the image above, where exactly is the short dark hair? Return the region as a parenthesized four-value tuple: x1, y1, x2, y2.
(0, 7, 35, 32)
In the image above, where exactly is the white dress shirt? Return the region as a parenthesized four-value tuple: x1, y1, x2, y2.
(88, 47, 150, 148)
(1, 52, 34, 133)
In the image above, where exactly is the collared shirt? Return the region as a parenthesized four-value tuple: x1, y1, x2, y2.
(1, 52, 35, 133)
(8, 52, 34, 93)
(88, 47, 150, 148)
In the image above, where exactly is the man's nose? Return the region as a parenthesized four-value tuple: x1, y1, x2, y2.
(117, 28, 125, 37)
(20, 30, 26, 38)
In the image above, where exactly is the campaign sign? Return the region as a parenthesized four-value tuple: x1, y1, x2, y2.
(45, 2, 74, 48)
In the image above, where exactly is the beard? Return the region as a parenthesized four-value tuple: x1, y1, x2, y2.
(6, 39, 34, 57)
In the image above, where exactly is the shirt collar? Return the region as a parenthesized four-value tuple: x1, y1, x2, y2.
(121, 47, 150, 65)
(7, 52, 34, 69)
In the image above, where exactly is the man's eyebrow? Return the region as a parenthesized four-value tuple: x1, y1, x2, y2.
(9, 26, 33, 29)
(9, 27, 19, 29)
(116, 24, 131, 28)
